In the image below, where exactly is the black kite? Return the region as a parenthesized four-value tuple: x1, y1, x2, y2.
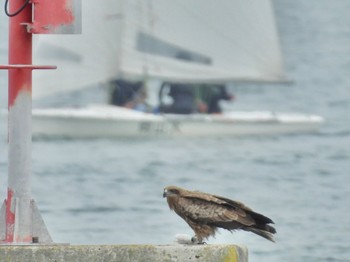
(163, 185, 276, 243)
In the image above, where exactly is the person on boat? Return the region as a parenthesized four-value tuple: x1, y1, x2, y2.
(109, 79, 149, 111)
(156, 51, 198, 114)
(158, 82, 196, 114)
(195, 84, 234, 114)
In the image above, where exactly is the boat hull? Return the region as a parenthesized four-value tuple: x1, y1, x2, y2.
(30, 105, 324, 138)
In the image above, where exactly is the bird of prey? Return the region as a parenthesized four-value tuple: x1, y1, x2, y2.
(163, 185, 276, 244)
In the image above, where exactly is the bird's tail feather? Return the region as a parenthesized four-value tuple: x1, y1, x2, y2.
(255, 223, 276, 234)
(247, 228, 276, 242)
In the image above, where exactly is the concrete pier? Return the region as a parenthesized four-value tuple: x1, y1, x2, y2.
(0, 244, 248, 262)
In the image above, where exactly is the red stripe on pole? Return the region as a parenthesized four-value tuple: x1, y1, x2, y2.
(8, 77, 31, 108)
(8, 0, 32, 108)
(5, 188, 15, 242)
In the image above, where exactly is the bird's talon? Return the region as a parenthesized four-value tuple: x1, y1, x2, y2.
(191, 236, 199, 244)
(191, 236, 206, 245)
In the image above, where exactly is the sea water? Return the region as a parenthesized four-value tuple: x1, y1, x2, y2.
(1, 1, 350, 261)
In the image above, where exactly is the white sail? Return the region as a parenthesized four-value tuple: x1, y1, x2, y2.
(33, 0, 286, 99)
(119, 0, 286, 82)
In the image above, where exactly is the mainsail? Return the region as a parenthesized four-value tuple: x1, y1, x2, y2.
(32, 0, 286, 99)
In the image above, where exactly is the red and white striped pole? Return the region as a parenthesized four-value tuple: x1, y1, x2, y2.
(0, 0, 80, 244)
(0, 0, 54, 244)
(6, 0, 34, 243)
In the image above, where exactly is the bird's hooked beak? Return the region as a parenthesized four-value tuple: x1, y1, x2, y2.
(163, 189, 168, 198)
(163, 187, 179, 198)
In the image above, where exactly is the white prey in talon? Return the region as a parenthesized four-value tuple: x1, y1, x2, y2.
(175, 234, 193, 245)
(174, 234, 206, 245)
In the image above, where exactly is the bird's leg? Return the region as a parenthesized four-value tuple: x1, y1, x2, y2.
(191, 236, 207, 245)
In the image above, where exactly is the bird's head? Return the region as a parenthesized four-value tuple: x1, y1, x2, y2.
(163, 185, 181, 198)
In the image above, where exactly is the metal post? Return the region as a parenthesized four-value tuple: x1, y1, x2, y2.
(0, 0, 53, 244)
(6, 0, 33, 244)
(0, 0, 80, 244)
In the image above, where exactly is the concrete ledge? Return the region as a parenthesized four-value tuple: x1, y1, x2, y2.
(0, 244, 248, 262)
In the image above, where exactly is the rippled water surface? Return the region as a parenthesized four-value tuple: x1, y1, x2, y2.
(1, 1, 350, 262)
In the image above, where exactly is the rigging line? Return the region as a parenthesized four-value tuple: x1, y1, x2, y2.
(169, 1, 266, 64)
(170, 0, 278, 67)
(140, 0, 153, 75)
(209, 1, 270, 63)
(115, 0, 126, 78)
(246, 1, 283, 60)
(4, 0, 30, 17)
(232, 1, 283, 71)
(220, 1, 269, 47)
(142, 0, 155, 76)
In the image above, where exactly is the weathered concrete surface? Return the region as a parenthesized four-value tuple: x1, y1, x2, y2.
(0, 244, 248, 262)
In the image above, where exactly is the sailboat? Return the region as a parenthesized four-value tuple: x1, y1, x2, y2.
(28, 0, 323, 138)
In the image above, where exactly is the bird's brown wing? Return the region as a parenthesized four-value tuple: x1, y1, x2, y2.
(177, 195, 256, 226)
(214, 195, 275, 224)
